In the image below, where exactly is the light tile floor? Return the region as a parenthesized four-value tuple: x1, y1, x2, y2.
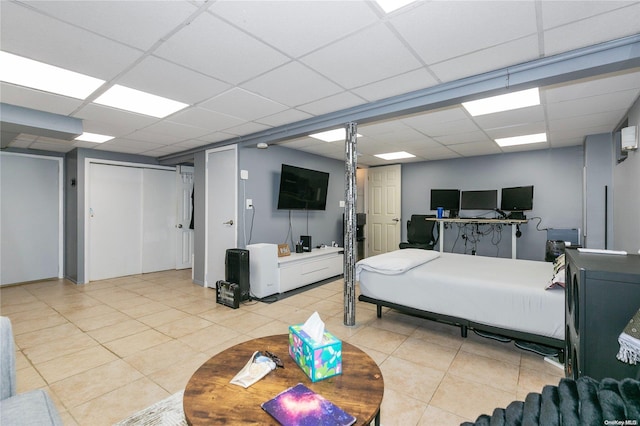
(0, 270, 565, 425)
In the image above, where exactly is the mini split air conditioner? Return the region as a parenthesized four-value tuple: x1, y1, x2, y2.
(621, 125, 638, 150)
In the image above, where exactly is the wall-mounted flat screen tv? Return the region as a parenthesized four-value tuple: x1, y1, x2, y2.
(460, 190, 498, 210)
(501, 185, 534, 211)
(277, 164, 329, 210)
(430, 189, 460, 211)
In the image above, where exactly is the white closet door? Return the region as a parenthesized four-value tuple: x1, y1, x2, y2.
(89, 163, 143, 281)
(206, 146, 237, 287)
(142, 168, 176, 273)
(1, 153, 61, 285)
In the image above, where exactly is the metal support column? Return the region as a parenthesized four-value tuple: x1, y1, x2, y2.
(344, 122, 357, 326)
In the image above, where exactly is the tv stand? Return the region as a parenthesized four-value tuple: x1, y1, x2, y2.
(247, 244, 343, 298)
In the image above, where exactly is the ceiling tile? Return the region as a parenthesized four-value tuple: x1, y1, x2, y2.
(222, 121, 272, 136)
(351, 68, 439, 102)
(98, 138, 166, 153)
(300, 23, 422, 89)
(242, 61, 344, 107)
(209, 0, 380, 58)
(390, 1, 538, 64)
(73, 104, 159, 136)
(167, 107, 245, 132)
(501, 142, 550, 153)
(298, 92, 366, 116)
(142, 118, 214, 140)
(541, 1, 638, 30)
(0, 2, 142, 80)
(23, 1, 198, 50)
(154, 12, 290, 84)
(473, 105, 546, 131)
(256, 109, 313, 127)
(401, 107, 470, 129)
(118, 56, 231, 105)
(429, 35, 540, 83)
(123, 130, 186, 145)
(544, 69, 640, 102)
(0, 83, 83, 116)
(200, 88, 288, 121)
(412, 118, 481, 137)
(543, 3, 640, 56)
(448, 141, 503, 157)
(435, 130, 492, 146)
(549, 110, 627, 132)
(546, 91, 639, 119)
(485, 121, 547, 139)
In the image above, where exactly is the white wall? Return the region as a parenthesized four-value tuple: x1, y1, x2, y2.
(613, 96, 640, 253)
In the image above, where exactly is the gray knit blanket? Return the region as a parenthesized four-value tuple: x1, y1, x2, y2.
(462, 377, 640, 426)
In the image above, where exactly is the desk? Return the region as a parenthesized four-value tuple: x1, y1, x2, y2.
(428, 218, 528, 259)
(183, 334, 384, 425)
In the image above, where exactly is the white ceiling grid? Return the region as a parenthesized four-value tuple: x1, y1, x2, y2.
(0, 0, 639, 165)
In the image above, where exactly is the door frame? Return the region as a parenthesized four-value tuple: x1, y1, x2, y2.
(83, 158, 176, 284)
(204, 145, 238, 288)
(176, 165, 195, 270)
(0, 152, 63, 283)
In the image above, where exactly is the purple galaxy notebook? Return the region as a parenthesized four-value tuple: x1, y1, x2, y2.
(261, 383, 356, 426)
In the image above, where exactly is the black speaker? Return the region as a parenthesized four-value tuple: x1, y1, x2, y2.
(565, 249, 640, 381)
(300, 235, 312, 252)
(225, 249, 250, 301)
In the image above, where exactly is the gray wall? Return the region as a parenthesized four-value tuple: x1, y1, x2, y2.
(584, 133, 614, 249)
(401, 146, 584, 261)
(613, 96, 640, 253)
(238, 144, 346, 249)
(192, 150, 206, 286)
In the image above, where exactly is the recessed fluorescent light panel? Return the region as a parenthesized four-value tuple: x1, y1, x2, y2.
(74, 132, 114, 143)
(309, 128, 362, 142)
(462, 88, 540, 116)
(0, 51, 105, 99)
(495, 133, 547, 147)
(376, 0, 416, 13)
(93, 85, 188, 118)
(375, 151, 416, 160)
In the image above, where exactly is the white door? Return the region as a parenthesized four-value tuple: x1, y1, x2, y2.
(142, 168, 177, 273)
(176, 166, 194, 270)
(88, 162, 176, 281)
(89, 163, 143, 281)
(368, 164, 402, 256)
(205, 146, 237, 287)
(0, 153, 62, 286)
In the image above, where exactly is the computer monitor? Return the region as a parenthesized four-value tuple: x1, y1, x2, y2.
(501, 185, 534, 211)
(430, 189, 460, 212)
(460, 190, 498, 210)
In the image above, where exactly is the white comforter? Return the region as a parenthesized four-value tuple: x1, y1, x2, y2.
(357, 250, 564, 340)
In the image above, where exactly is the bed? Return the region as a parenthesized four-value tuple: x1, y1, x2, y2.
(356, 249, 565, 352)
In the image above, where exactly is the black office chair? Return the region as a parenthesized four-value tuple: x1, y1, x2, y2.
(399, 214, 438, 250)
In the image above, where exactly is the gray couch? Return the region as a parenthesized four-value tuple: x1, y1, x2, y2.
(1, 316, 63, 425)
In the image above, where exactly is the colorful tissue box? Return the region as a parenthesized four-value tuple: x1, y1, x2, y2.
(288, 324, 342, 382)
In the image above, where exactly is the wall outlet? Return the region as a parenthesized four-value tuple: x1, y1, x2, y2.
(246, 199, 253, 209)
(240, 170, 249, 180)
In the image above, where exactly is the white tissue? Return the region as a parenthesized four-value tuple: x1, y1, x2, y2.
(302, 311, 325, 343)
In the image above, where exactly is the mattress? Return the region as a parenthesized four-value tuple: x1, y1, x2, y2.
(357, 251, 564, 340)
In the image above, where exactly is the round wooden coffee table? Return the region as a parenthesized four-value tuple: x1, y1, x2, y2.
(183, 334, 384, 425)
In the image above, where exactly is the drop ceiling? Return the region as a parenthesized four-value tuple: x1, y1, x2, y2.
(1, 0, 639, 166)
